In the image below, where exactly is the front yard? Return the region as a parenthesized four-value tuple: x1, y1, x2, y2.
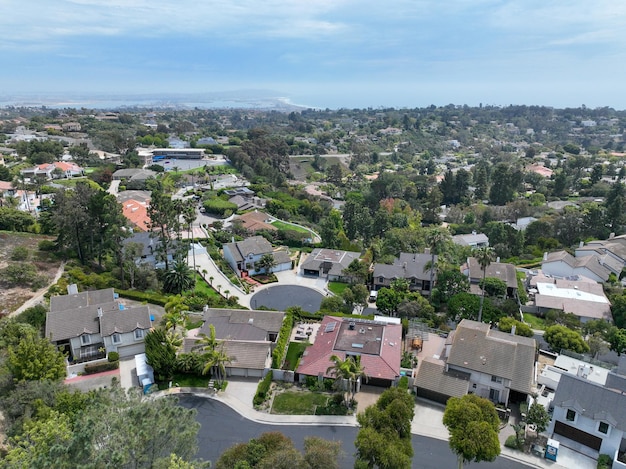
(271, 388, 350, 416)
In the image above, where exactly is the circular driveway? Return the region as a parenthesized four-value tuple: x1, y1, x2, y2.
(250, 285, 325, 313)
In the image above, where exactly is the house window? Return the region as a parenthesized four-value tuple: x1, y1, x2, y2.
(378, 277, 383, 283)
(112, 333, 122, 344)
(598, 422, 609, 434)
(489, 389, 500, 402)
(566, 409, 576, 422)
(491, 375, 503, 384)
(134, 329, 144, 340)
(81, 334, 91, 345)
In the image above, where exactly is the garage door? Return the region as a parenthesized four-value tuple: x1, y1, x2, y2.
(117, 343, 146, 359)
(416, 387, 450, 405)
(554, 421, 602, 451)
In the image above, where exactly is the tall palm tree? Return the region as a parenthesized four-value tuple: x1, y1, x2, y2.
(424, 227, 451, 295)
(163, 295, 189, 334)
(181, 199, 197, 271)
(163, 260, 196, 294)
(326, 354, 367, 407)
(475, 246, 495, 323)
(193, 324, 231, 387)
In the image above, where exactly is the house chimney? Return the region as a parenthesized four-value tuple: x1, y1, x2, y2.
(97, 307, 103, 318)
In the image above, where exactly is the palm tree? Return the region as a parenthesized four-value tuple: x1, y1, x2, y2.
(163, 260, 196, 294)
(193, 324, 231, 386)
(475, 246, 495, 323)
(326, 354, 367, 407)
(182, 199, 197, 271)
(163, 295, 189, 334)
(424, 227, 451, 295)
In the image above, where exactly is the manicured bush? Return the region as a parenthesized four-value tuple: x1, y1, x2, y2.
(504, 435, 521, 450)
(398, 376, 409, 390)
(253, 372, 273, 406)
(108, 351, 119, 362)
(271, 310, 295, 369)
(597, 454, 612, 469)
(116, 289, 168, 306)
(84, 361, 119, 375)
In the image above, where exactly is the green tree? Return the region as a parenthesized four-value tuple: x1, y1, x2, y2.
(163, 261, 196, 295)
(526, 401, 550, 434)
(256, 253, 276, 275)
(163, 295, 189, 334)
(70, 385, 201, 469)
(326, 354, 367, 407)
(489, 163, 516, 205)
(433, 269, 469, 304)
(497, 317, 533, 337)
(475, 246, 495, 322)
(479, 277, 507, 298)
(7, 336, 67, 382)
(145, 329, 179, 382)
(425, 227, 451, 294)
(341, 258, 369, 284)
(354, 387, 415, 469)
(543, 325, 589, 354)
(375, 287, 404, 316)
(148, 187, 179, 270)
(608, 328, 626, 356)
(303, 436, 343, 469)
(443, 394, 501, 469)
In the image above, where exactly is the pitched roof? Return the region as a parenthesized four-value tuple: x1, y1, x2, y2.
(446, 319, 536, 394)
(543, 250, 611, 281)
(223, 236, 273, 262)
(122, 199, 150, 231)
(223, 341, 271, 370)
(45, 289, 152, 342)
(414, 357, 470, 398)
(233, 211, 276, 232)
(553, 373, 626, 431)
(202, 308, 285, 337)
(297, 315, 402, 381)
(100, 306, 151, 336)
(466, 258, 518, 288)
(300, 249, 361, 277)
(373, 252, 435, 282)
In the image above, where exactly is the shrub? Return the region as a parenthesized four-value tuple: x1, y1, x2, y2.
(38, 239, 57, 252)
(398, 376, 409, 390)
(271, 310, 295, 369)
(253, 372, 273, 406)
(10, 246, 30, 261)
(597, 454, 612, 469)
(84, 361, 119, 375)
(504, 435, 521, 450)
(116, 289, 168, 306)
(16, 304, 47, 331)
(108, 351, 119, 362)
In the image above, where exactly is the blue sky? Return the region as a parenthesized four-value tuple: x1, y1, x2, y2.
(2, 0, 626, 109)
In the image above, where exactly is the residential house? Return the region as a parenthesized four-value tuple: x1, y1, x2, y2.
(461, 257, 518, 298)
(529, 273, 612, 322)
(121, 199, 150, 231)
(511, 217, 538, 231)
(62, 122, 82, 132)
(526, 163, 554, 178)
(296, 315, 402, 387)
(20, 161, 84, 180)
(184, 308, 285, 378)
(45, 287, 152, 362)
(112, 168, 157, 184)
(426, 320, 536, 406)
(541, 250, 611, 283)
(452, 231, 489, 249)
(300, 248, 361, 281)
(372, 252, 436, 296)
(122, 231, 174, 269)
(547, 367, 626, 464)
(231, 211, 276, 234)
(575, 234, 626, 277)
(222, 235, 291, 277)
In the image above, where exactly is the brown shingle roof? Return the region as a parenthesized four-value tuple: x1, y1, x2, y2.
(414, 358, 470, 398)
(447, 319, 536, 394)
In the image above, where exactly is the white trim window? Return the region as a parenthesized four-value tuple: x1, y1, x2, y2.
(112, 333, 122, 345)
(566, 409, 577, 422)
(81, 334, 91, 345)
(134, 329, 144, 340)
(598, 421, 610, 435)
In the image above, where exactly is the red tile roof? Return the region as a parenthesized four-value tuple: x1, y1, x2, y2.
(122, 199, 150, 231)
(297, 315, 402, 381)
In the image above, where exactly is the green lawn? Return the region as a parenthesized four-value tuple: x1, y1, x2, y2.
(193, 272, 221, 299)
(157, 373, 210, 389)
(328, 281, 349, 295)
(523, 312, 547, 330)
(271, 220, 311, 235)
(283, 342, 309, 370)
(271, 391, 329, 415)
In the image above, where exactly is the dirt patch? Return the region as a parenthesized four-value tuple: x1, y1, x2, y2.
(0, 232, 62, 316)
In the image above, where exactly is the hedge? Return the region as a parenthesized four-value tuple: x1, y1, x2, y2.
(253, 372, 273, 406)
(84, 361, 119, 375)
(116, 289, 169, 306)
(271, 310, 294, 369)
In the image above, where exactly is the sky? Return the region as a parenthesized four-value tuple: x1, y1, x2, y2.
(1, 0, 626, 109)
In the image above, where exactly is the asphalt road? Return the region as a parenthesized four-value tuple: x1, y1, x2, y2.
(250, 285, 325, 313)
(178, 395, 533, 469)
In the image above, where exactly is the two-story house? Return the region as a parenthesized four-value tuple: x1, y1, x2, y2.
(45, 287, 152, 362)
(462, 257, 518, 299)
(300, 248, 362, 281)
(541, 250, 612, 283)
(548, 367, 626, 464)
(372, 252, 436, 296)
(222, 236, 291, 277)
(445, 320, 536, 406)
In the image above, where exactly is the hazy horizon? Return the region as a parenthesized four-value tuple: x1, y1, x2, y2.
(2, 1, 626, 110)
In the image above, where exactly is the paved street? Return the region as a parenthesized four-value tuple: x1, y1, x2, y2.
(178, 396, 535, 469)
